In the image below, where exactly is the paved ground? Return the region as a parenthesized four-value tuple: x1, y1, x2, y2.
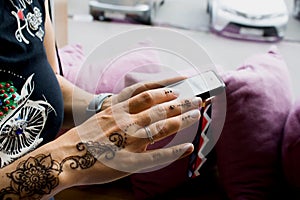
(67, 0, 300, 98)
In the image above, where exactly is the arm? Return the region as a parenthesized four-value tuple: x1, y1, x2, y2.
(0, 78, 200, 200)
(44, 0, 96, 129)
(0, 1, 201, 199)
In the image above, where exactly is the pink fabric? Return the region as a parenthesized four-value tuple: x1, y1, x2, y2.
(216, 46, 293, 199)
(58, 44, 85, 69)
(58, 44, 294, 199)
(58, 43, 162, 94)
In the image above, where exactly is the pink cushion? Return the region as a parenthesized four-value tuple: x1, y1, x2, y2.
(59, 43, 162, 94)
(58, 44, 85, 70)
(215, 46, 293, 199)
(59, 44, 293, 199)
(282, 98, 300, 190)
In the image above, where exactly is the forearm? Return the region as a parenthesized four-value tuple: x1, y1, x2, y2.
(0, 130, 75, 199)
(56, 75, 94, 129)
(0, 128, 125, 200)
(56, 75, 113, 129)
(0, 76, 200, 200)
(43, 0, 93, 129)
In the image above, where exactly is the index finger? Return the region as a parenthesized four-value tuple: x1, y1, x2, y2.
(116, 76, 187, 103)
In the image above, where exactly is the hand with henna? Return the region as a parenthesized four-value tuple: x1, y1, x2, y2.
(0, 77, 202, 200)
(71, 77, 202, 183)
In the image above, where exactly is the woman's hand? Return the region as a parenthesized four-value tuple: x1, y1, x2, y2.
(0, 77, 202, 200)
(75, 77, 202, 184)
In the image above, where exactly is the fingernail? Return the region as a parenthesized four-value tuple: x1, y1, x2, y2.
(189, 109, 200, 119)
(182, 143, 193, 151)
(192, 97, 202, 107)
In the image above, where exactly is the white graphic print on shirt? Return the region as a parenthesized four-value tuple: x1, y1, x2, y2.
(0, 74, 55, 168)
(9, 0, 44, 44)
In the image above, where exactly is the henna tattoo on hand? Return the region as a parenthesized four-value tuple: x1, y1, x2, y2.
(0, 141, 121, 200)
(182, 115, 191, 121)
(169, 105, 175, 110)
(109, 132, 127, 149)
(177, 100, 192, 108)
(123, 122, 137, 133)
(164, 89, 173, 95)
(0, 154, 60, 200)
(60, 142, 98, 170)
(81, 141, 118, 161)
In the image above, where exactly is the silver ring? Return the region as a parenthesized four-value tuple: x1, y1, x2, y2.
(144, 126, 155, 144)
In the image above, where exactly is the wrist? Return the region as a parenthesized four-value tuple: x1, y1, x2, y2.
(51, 128, 90, 188)
(86, 93, 113, 118)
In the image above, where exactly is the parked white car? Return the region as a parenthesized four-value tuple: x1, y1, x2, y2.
(89, 0, 165, 25)
(207, 0, 289, 42)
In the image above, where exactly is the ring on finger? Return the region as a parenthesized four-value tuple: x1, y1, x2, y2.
(144, 126, 155, 145)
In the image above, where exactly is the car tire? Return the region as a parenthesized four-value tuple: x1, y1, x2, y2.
(90, 10, 106, 21)
(141, 2, 157, 25)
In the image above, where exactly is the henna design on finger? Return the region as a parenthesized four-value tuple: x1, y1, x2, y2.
(169, 105, 176, 110)
(182, 115, 191, 121)
(177, 100, 192, 108)
(164, 89, 173, 95)
(173, 148, 184, 155)
(152, 153, 162, 161)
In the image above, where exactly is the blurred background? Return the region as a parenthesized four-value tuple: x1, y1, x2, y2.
(55, 0, 300, 98)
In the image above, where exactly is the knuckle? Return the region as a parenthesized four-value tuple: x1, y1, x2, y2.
(140, 91, 154, 105)
(151, 152, 163, 161)
(155, 122, 168, 137)
(135, 113, 151, 127)
(144, 82, 161, 90)
(152, 104, 166, 117)
(131, 83, 147, 96)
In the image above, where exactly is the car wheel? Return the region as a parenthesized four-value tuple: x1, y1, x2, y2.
(90, 10, 106, 21)
(150, 2, 157, 24)
(142, 2, 157, 25)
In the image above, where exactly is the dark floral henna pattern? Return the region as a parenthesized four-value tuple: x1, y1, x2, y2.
(1, 154, 60, 200)
(0, 141, 120, 200)
(82, 141, 118, 161)
(109, 132, 127, 149)
(60, 142, 98, 170)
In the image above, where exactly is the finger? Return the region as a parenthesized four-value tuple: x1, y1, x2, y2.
(116, 76, 186, 103)
(135, 97, 202, 127)
(135, 143, 194, 172)
(100, 143, 194, 173)
(127, 87, 180, 114)
(138, 109, 201, 144)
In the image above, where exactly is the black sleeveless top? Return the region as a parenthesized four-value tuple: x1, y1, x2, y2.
(0, 0, 64, 168)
